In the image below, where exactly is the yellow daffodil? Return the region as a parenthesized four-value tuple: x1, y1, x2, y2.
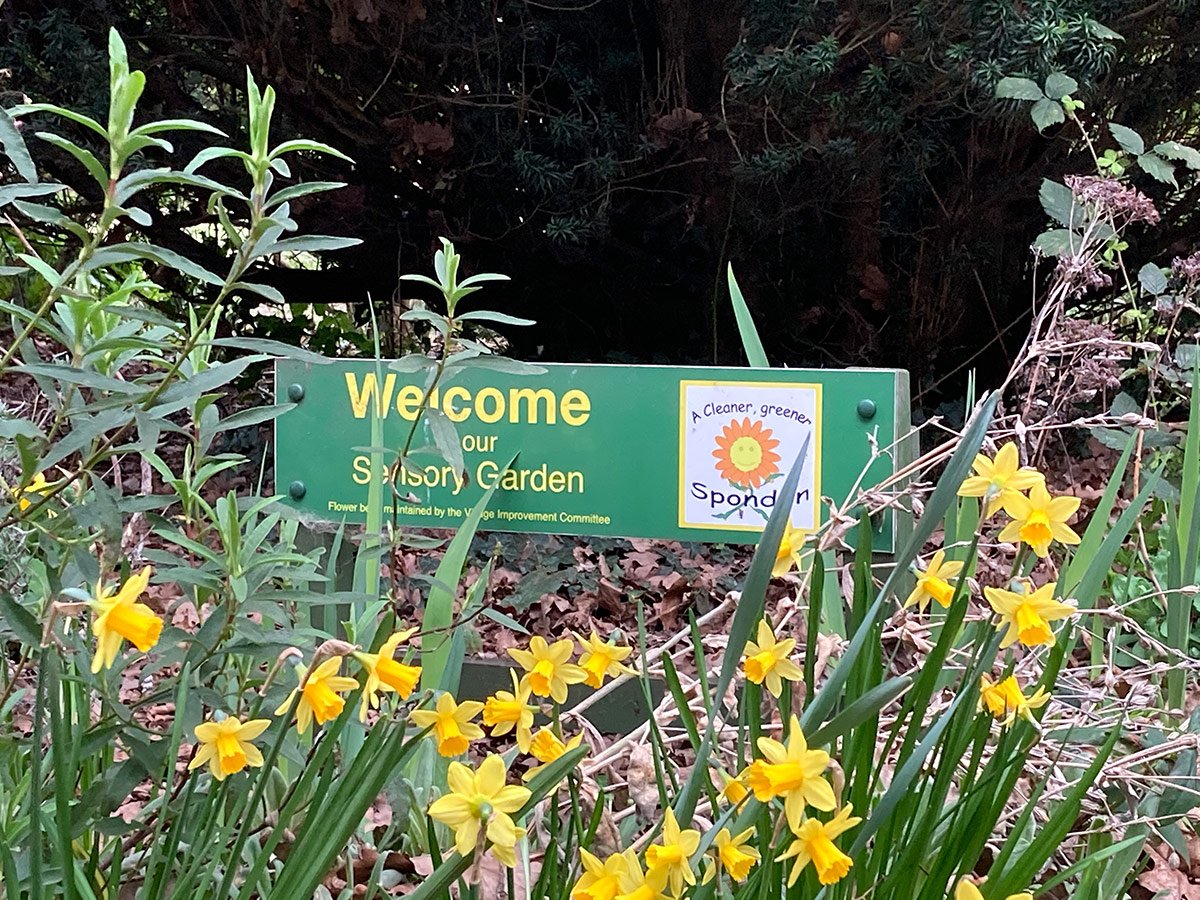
(410, 692, 485, 757)
(745, 715, 836, 831)
(956, 876, 1034, 900)
(773, 521, 807, 576)
(904, 550, 965, 610)
(188, 716, 271, 780)
(483, 670, 537, 752)
(644, 808, 701, 896)
(958, 443, 1045, 517)
(779, 805, 861, 886)
(523, 728, 583, 781)
(614, 849, 670, 900)
(573, 848, 630, 900)
(979, 674, 1050, 726)
(275, 656, 360, 735)
(354, 627, 421, 722)
(89, 566, 162, 673)
(742, 619, 803, 698)
(576, 631, 636, 688)
(998, 482, 1081, 558)
(509, 636, 588, 703)
(14, 471, 51, 511)
(716, 768, 749, 807)
(984, 581, 1075, 649)
(701, 827, 760, 883)
(427, 754, 531, 868)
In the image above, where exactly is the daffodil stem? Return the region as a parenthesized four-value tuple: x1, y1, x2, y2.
(635, 597, 675, 808)
(780, 682, 794, 740)
(213, 692, 303, 898)
(745, 681, 762, 751)
(566, 773, 587, 855)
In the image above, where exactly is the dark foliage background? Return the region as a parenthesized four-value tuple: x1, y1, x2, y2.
(4, 0, 1200, 411)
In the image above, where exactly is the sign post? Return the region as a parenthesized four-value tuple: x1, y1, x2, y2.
(275, 361, 910, 548)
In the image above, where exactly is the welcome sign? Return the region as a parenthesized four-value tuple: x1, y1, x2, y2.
(274, 361, 909, 547)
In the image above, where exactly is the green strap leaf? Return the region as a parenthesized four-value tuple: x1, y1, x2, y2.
(418, 463, 510, 692)
(727, 264, 769, 367)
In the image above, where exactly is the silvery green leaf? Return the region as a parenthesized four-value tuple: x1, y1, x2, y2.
(995, 77, 1043, 101)
(262, 235, 360, 255)
(0, 109, 37, 182)
(213, 337, 331, 364)
(1109, 122, 1145, 155)
(424, 407, 465, 478)
(1137, 151, 1177, 186)
(35, 132, 107, 188)
(122, 206, 152, 226)
(1038, 179, 1085, 227)
(0, 183, 65, 206)
(455, 310, 535, 326)
(0, 417, 43, 439)
(266, 181, 346, 208)
(1033, 228, 1079, 257)
(6, 103, 107, 138)
(1086, 19, 1123, 40)
(228, 281, 285, 303)
(464, 355, 547, 376)
(399, 273, 443, 290)
(457, 272, 510, 287)
(1030, 98, 1065, 132)
(269, 139, 353, 163)
(83, 244, 224, 285)
(1044, 72, 1078, 98)
(130, 118, 226, 137)
(11, 201, 89, 240)
(184, 145, 252, 174)
(1138, 263, 1168, 295)
(389, 354, 437, 373)
(1155, 141, 1200, 169)
(399, 308, 449, 335)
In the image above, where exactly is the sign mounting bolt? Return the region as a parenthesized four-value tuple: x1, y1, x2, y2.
(287, 383, 305, 403)
(288, 480, 307, 500)
(856, 399, 877, 420)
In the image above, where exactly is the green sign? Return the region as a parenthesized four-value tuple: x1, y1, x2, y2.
(274, 361, 910, 547)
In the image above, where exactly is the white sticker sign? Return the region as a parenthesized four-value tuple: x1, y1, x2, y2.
(678, 380, 821, 533)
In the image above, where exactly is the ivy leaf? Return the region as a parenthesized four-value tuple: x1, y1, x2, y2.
(1044, 73, 1078, 98)
(1109, 123, 1145, 156)
(1031, 98, 1065, 133)
(1137, 151, 1177, 186)
(995, 77, 1044, 101)
(1139, 263, 1168, 295)
(1154, 141, 1200, 170)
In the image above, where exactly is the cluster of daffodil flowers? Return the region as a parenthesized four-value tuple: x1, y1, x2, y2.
(739, 620, 861, 889)
(66, 562, 430, 782)
(905, 442, 1080, 732)
(68, 558, 637, 809)
(419, 632, 634, 868)
(557, 614, 860, 900)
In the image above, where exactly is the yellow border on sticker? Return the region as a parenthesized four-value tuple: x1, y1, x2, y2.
(677, 380, 823, 533)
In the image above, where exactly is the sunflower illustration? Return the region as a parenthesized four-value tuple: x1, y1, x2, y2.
(712, 418, 781, 488)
